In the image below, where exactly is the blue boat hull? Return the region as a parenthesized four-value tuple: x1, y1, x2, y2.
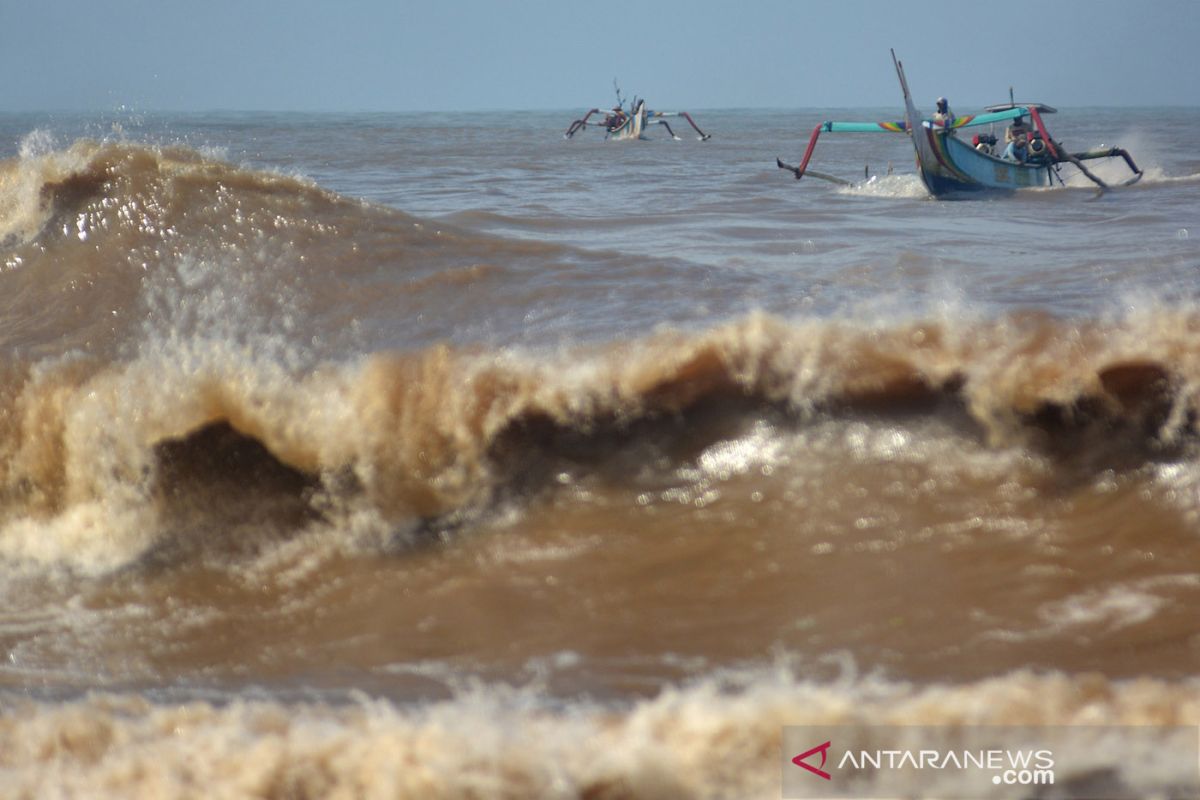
(914, 130, 1055, 196)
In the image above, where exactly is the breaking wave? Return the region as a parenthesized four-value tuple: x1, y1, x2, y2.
(2, 304, 1199, 574)
(2, 666, 1197, 799)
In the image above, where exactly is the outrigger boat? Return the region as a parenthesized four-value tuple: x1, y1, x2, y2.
(565, 82, 711, 141)
(777, 50, 1142, 196)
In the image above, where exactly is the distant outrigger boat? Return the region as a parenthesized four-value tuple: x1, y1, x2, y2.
(778, 50, 1142, 196)
(565, 82, 711, 141)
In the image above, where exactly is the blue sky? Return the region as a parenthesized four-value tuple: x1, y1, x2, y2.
(2, 0, 1197, 111)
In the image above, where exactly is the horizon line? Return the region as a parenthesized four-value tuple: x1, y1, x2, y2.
(2, 102, 1197, 116)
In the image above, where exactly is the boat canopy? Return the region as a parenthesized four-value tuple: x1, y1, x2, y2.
(815, 105, 1036, 134)
(937, 106, 1039, 129)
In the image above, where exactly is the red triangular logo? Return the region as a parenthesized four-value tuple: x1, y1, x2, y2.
(792, 740, 832, 780)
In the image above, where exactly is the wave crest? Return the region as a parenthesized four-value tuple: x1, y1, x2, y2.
(1, 306, 1198, 573)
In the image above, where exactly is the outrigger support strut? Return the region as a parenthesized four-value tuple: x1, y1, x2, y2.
(1072, 146, 1144, 186)
(775, 123, 851, 185)
(564, 109, 602, 138)
(776, 124, 824, 180)
(679, 112, 711, 141)
(648, 111, 711, 140)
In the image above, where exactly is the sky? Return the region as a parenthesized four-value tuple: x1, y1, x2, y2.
(2, 0, 1198, 112)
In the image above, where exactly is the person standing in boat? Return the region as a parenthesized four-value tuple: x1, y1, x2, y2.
(933, 97, 955, 131)
(1006, 115, 1030, 144)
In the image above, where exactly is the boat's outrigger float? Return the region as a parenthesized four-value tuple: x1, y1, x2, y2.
(777, 50, 1141, 197)
(565, 82, 711, 141)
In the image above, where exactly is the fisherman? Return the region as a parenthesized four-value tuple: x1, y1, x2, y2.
(933, 97, 954, 129)
(1003, 134, 1029, 163)
(605, 106, 628, 132)
(1006, 114, 1030, 143)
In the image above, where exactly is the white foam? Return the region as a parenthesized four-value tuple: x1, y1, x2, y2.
(1, 665, 1197, 799)
(838, 173, 929, 199)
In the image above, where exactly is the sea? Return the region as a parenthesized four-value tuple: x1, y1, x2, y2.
(0, 106, 1199, 798)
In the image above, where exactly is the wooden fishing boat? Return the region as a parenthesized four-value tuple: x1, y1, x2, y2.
(599, 99, 647, 141)
(565, 83, 711, 141)
(778, 51, 1142, 196)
